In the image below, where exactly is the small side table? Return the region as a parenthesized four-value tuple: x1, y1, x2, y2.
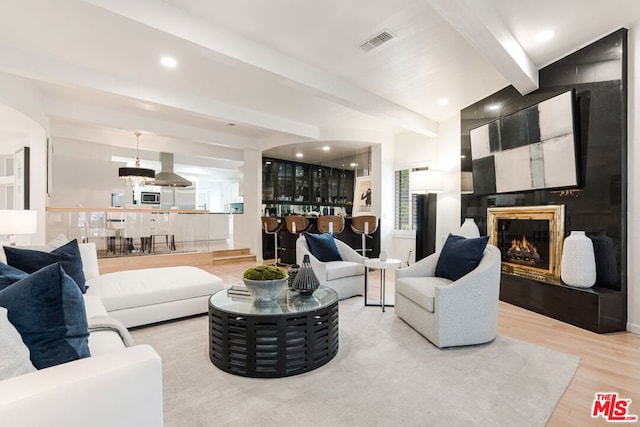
(364, 258, 402, 312)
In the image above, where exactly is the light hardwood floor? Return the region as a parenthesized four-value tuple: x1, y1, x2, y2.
(200, 259, 640, 426)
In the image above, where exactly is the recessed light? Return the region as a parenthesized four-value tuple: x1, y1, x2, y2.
(265, 161, 272, 165)
(461, 155, 466, 159)
(350, 163, 358, 167)
(437, 98, 449, 106)
(160, 56, 177, 68)
(534, 29, 555, 43)
(322, 146, 330, 151)
(488, 104, 500, 111)
(296, 153, 303, 158)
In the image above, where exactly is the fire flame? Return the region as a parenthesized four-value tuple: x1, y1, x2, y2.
(510, 236, 537, 253)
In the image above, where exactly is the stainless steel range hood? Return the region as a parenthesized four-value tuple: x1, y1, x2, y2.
(153, 152, 192, 187)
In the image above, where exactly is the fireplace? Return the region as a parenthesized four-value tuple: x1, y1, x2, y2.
(487, 205, 565, 283)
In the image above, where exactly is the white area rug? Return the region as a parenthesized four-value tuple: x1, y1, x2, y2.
(131, 298, 579, 427)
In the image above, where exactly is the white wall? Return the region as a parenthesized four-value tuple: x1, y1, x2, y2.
(391, 114, 462, 264)
(237, 149, 261, 261)
(371, 141, 396, 258)
(626, 22, 640, 334)
(0, 74, 48, 245)
(436, 114, 463, 244)
(50, 138, 122, 208)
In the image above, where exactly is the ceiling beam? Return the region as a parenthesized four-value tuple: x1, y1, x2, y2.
(83, 0, 439, 137)
(425, 0, 538, 95)
(49, 120, 245, 163)
(43, 98, 260, 151)
(0, 42, 320, 141)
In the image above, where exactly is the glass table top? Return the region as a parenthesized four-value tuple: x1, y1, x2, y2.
(209, 286, 338, 316)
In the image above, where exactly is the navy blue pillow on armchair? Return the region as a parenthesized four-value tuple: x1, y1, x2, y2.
(4, 239, 87, 293)
(0, 263, 90, 369)
(304, 232, 342, 262)
(435, 234, 489, 281)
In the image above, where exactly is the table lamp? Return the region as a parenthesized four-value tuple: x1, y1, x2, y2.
(0, 210, 37, 246)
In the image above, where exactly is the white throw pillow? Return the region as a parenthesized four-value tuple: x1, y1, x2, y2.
(47, 233, 70, 249)
(79, 243, 100, 281)
(0, 307, 36, 380)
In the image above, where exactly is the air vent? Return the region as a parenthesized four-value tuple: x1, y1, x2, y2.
(359, 30, 395, 52)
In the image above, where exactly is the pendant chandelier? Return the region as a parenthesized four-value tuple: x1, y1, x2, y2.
(118, 132, 155, 186)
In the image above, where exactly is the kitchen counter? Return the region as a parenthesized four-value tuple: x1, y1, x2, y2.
(46, 207, 209, 214)
(45, 207, 230, 256)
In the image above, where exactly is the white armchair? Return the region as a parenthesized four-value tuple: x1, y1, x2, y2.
(296, 235, 366, 299)
(394, 244, 501, 348)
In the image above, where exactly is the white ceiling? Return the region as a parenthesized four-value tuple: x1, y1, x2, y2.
(1, 0, 639, 165)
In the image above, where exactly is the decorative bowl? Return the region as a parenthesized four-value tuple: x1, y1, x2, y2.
(242, 277, 288, 304)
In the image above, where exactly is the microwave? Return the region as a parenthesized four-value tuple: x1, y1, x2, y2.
(140, 192, 160, 204)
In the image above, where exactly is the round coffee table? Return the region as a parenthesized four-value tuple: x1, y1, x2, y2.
(208, 286, 339, 378)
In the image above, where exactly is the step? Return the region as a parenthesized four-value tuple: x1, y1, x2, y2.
(211, 248, 251, 258)
(211, 253, 257, 266)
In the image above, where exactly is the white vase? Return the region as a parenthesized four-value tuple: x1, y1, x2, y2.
(560, 231, 596, 288)
(459, 218, 480, 238)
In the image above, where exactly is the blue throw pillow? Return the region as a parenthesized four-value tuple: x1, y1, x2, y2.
(4, 239, 87, 293)
(435, 234, 490, 281)
(0, 263, 28, 291)
(304, 232, 342, 262)
(0, 263, 90, 369)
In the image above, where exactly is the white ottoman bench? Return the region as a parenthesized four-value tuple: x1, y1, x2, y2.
(80, 243, 224, 328)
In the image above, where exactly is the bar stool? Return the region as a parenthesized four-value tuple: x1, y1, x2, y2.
(351, 215, 378, 257)
(261, 216, 285, 265)
(317, 215, 345, 235)
(285, 215, 310, 236)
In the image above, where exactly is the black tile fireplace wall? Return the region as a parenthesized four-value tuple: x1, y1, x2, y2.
(460, 29, 627, 333)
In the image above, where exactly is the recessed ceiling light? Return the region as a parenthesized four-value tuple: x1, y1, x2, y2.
(322, 146, 330, 151)
(488, 104, 500, 111)
(296, 153, 303, 158)
(437, 98, 449, 106)
(534, 29, 555, 43)
(160, 56, 177, 68)
(350, 162, 358, 167)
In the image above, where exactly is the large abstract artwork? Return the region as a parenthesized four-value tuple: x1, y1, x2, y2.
(470, 90, 578, 195)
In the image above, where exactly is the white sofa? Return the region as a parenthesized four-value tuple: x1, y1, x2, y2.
(0, 241, 226, 426)
(0, 293, 164, 427)
(80, 243, 225, 327)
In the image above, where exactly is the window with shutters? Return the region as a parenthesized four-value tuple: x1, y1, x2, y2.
(394, 169, 417, 232)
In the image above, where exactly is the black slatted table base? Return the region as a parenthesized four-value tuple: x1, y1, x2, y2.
(209, 302, 339, 378)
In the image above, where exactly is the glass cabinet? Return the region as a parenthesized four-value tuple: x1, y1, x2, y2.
(294, 163, 310, 202)
(262, 159, 275, 201)
(276, 161, 294, 201)
(262, 157, 355, 215)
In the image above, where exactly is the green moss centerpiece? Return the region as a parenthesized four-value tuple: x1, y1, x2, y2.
(242, 265, 288, 304)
